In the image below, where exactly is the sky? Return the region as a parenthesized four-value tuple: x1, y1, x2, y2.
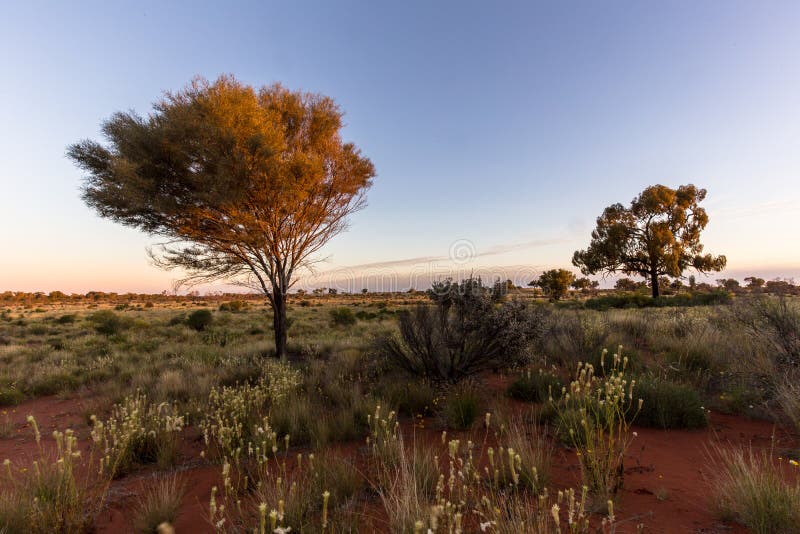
(1, 0, 799, 293)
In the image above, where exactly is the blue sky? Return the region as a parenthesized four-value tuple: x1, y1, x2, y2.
(1, 1, 799, 293)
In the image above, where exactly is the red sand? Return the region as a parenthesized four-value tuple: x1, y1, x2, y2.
(2, 387, 797, 533)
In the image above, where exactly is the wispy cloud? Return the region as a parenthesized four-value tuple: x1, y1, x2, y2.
(313, 237, 570, 274)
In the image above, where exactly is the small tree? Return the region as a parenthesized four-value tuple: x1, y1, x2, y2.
(68, 76, 375, 359)
(571, 277, 593, 292)
(744, 276, 765, 289)
(532, 269, 576, 300)
(615, 277, 644, 291)
(573, 184, 726, 297)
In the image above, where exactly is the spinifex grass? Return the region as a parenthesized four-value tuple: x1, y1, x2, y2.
(708, 443, 800, 534)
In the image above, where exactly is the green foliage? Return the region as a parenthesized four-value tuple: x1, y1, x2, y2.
(585, 291, 731, 310)
(0, 386, 24, 406)
(219, 300, 248, 312)
(441, 386, 480, 430)
(329, 307, 356, 326)
(634, 376, 707, 429)
(186, 309, 213, 331)
(531, 269, 576, 300)
(87, 310, 131, 336)
(506, 369, 562, 403)
(377, 378, 437, 416)
(55, 314, 77, 324)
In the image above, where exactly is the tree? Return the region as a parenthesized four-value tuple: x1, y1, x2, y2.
(571, 277, 593, 291)
(68, 76, 375, 359)
(531, 269, 576, 300)
(572, 184, 726, 298)
(716, 278, 740, 292)
(744, 276, 765, 289)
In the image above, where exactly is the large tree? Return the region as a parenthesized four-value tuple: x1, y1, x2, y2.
(68, 76, 375, 358)
(572, 184, 726, 297)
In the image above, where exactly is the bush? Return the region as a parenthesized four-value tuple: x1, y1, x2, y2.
(585, 291, 731, 310)
(634, 376, 707, 429)
(90, 391, 185, 477)
(56, 314, 77, 324)
(186, 309, 213, 331)
(87, 310, 130, 336)
(329, 307, 356, 326)
(379, 278, 547, 382)
(219, 300, 248, 312)
(0, 386, 24, 406)
(506, 369, 562, 403)
(377, 378, 436, 416)
(441, 386, 480, 430)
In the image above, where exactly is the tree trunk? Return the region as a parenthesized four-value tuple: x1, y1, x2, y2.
(272, 284, 288, 360)
(650, 270, 660, 298)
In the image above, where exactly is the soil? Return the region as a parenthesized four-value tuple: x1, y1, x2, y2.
(2, 382, 797, 534)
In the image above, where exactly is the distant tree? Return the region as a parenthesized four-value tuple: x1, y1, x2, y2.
(717, 278, 741, 291)
(615, 277, 642, 291)
(531, 269, 576, 300)
(573, 184, 726, 297)
(68, 76, 375, 359)
(765, 279, 798, 295)
(571, 277, 593, 291)
(328, 288, 338, 295)
(361, 288, 369, 294)
(688, 275, 697, 290)
(744, 276, 765, 289)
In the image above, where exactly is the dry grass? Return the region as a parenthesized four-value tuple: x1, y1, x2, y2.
(133, 475, 187, 534)
(707, 443, 800, 533)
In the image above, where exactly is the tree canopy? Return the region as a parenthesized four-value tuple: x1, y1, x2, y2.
(68, 75, 375, 358)
(530, 269, 575, 300)
(572, 184, 726, 297)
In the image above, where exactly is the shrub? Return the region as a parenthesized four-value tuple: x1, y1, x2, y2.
(709, 444, 800, 533)
(379, 278, 547, 382)
(167, 314, 186, 326)
(553, 348, 641, 508)
(585, 291, 730, 310)
(378, 378, 437, 416)
(90, 391, 185, 478)
(88, 310, 130, 336)
(441, 386, 480, 430)
(200, 362, 301, 462)
(0, 386, 24, 406)
(506, 369, 562, 403)
(219, 300, 248, 312)
(56, 313, 77, 324)
(186, 309, 213, 331)
(329, 307, 356, 326)
(132, 475, 186, 534)
(634, 376, 707, 429)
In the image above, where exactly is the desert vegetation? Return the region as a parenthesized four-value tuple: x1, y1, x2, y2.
(1, 284, 799, 532)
